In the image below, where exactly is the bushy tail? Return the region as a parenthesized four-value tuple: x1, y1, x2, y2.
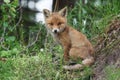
(63, 57, 94, 70)
(63, 64, 83, 70)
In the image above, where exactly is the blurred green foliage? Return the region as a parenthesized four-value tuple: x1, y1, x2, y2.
(0, 0, 20, 57)
(68, 0, 120, 38)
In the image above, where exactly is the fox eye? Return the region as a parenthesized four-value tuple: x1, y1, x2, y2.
(49, 23, 53, 26)
(58, 22, 62, 25)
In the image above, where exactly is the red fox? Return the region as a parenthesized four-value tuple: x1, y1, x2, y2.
(43, 7, 94, 70)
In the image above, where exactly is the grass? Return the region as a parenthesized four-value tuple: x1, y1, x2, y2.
(0, 52, 93, 80)
(68, 0, 120, 39)
(105, 66, 120, 80)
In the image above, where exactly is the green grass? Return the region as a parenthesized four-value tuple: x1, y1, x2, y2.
(105, 66, 120, 80)
(68, 0, 120, 39)
(0, 52, 93, 80)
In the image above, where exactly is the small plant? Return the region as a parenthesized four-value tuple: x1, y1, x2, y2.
(0, 0, 19, 57)
(105, 66, 120, 80)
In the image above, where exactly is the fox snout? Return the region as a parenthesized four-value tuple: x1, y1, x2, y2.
(52, 28, 60, 33)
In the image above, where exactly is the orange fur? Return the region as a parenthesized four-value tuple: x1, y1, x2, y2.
(43, 7, 94, 70)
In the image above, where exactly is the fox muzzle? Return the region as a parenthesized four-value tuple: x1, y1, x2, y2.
(52, 28, 60, 33)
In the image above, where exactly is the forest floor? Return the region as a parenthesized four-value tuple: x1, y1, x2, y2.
(93, 19, 120, 80)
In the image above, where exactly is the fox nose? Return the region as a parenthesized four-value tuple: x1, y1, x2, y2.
(54, 30, 57, 33)
(52, 28, 59, 33)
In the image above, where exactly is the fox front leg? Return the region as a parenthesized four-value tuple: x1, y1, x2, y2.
(63, 45, 70, 62)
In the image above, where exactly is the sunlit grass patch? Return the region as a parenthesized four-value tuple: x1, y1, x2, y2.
(0, 59, 15, 80)
(0, 52, 93, 80)
(105, 66, 120, 80)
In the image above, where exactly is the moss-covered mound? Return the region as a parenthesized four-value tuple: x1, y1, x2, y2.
(93, 19, 120, 80)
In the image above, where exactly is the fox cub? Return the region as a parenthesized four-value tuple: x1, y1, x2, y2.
(43, 7, 94, 70)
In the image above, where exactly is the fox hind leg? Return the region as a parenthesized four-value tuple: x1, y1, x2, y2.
(69, 47, 94, 66)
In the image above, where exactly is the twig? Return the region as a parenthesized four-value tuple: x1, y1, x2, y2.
(44, 31, 49, 49)
(14, 5, 23, 27)
(26, 29, 41, 48)
(0, 39, 9, 50)
(54, 0, 59, 11)
(0, 27, 9, 50)
(0, 58, 7, 62)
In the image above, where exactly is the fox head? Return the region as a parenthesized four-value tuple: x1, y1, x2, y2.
(43, 7, 67, 34)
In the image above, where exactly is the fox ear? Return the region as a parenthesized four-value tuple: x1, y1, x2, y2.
(59, 7, 67, 17)
(43, 9, 51, 18)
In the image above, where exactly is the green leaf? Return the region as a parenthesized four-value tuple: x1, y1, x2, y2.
(4, 0, 10, 3)
(12, 48, 19, 54)
(3, 22, 8, 27)
(6, 36, 16, 42)
(0, 51, 10, 57)
(11, 7, 16, 12)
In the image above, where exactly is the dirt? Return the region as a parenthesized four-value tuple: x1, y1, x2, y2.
(92, 19, 120, 80)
